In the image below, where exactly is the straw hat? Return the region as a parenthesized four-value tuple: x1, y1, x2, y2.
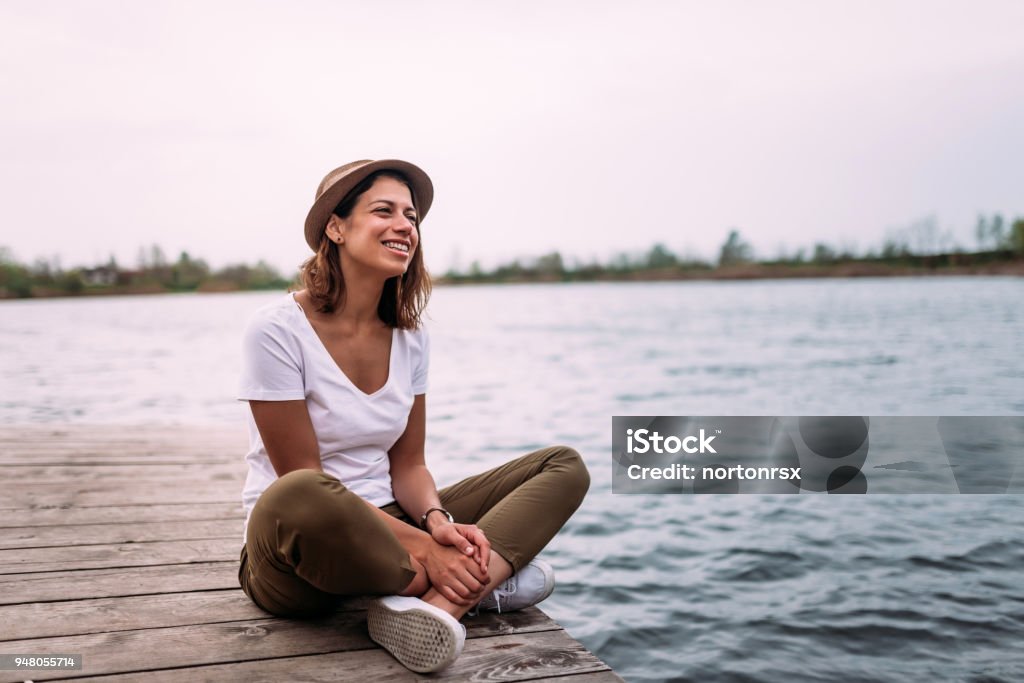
(304, 159, 434, 251)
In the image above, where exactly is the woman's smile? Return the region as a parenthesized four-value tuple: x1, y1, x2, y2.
(382, 239, 411, 257)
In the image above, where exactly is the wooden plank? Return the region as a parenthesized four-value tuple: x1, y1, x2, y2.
(0, 590, 264, 640)
(544, 674, 625, 683)
(441, 630, 613, 682)
(1, 454, 239, 464)
(0, 438, 243, 456)
(0, 483, 237, 505)
(1, 464, 245, 481)
(0, 591, 377, 640)
(0, 608, 560, 682)
(0, 447, 240, 460)
(0, 562, 238, 605)
(0, 444, 239, 455)
(55, 629, 616, 683)
(1, 519, 241, 550)
(0, 459, 238, 470)
(0, 538, 239, 575)
(0, 592, 550, 642)
(0, 483, 236, 508)
(0, 425, 244, 441)
(0, 503, 241, 528)
(0, 428, 245, 463)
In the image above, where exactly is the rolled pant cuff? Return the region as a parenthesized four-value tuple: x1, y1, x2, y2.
(487, 539, 523, 573)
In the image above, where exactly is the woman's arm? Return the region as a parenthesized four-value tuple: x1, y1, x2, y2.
(387, 394, 444, 527)
(389, 395, 491, 572)
(249, 400, 321, 475)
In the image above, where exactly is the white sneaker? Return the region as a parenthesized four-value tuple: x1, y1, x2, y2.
(476, 558, 555, 613)
(367, 595, 466, 673)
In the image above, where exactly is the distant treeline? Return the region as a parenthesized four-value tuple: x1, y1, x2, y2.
(442, 213, 1024, 284)
(0, 245, 292, 299)
(2, 214, 1022, 298)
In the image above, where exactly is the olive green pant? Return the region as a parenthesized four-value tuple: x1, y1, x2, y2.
(239, 445, 590, 617)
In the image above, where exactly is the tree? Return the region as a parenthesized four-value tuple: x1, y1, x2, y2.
(975, 214, 988, 251)
(881, 227, 911, 259)
(991, 214, 1006, 249)
(57, 270, 85, 294)
(149, 244, 167, 268)
(907, 215, 939, 255)
(645, 243, 678, 269)
(0, 247, 32, 298)
(1011, 218, 1024, 255)
(718, 230, 753, 267)
(812, 243, 836, 263)
(536, 251, 564, 277)
(171, 251, 210, 290)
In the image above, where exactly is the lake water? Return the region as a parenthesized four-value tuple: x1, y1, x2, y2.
(2, 277, 1022, 682)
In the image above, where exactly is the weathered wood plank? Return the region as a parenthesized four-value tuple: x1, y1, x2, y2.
(443, 630, 614, 682)
(0, 439, 243, 458)
(0, 483, 236, 508)
(1, 591, 384, 640)
(0, 538, 239, 575)
(0, 451, 238, 462)
(53, 629, 618, 683)
(0, 608, 561, 682)
(1, 458, 235, 471)
(0, 425, 244, 442)
(0, 592, 556, 642)
(539, 674, 625, 683)
(0, 427, 245, 463)
(1, 519, 241, 550)
(0, 562, 238, 605)
(0, 503, 241, 528)
(0, 590, 264, 640)
(1, 464, 246, 481)
(0, 444, 240, 455)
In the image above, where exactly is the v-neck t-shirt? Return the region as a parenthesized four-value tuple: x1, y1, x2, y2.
(237, 293, 429, 535)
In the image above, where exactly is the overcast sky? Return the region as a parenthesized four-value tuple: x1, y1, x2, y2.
(1, 0, 1022, 275)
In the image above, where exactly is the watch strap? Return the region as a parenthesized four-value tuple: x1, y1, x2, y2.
(420, 506, 454, 530)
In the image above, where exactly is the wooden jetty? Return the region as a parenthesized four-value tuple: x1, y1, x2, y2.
(0, 426, 621, 682)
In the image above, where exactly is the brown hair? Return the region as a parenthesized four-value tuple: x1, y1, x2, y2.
(298, 170, 431, 328)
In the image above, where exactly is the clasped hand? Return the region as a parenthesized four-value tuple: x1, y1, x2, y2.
(421, 522, 492, 606)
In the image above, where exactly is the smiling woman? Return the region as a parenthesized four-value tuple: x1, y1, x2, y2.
(235, 159, 590, 674)
(298, 160, 433, 327)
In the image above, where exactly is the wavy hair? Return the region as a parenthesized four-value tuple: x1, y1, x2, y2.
(298, 170, 431, 329)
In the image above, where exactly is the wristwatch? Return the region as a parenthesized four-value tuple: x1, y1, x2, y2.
(419, 506, 454, 530)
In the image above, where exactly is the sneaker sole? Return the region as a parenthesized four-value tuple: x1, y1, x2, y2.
(367, 597, 465, 673)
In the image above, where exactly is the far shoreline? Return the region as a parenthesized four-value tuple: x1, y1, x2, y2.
(1, 259, 1021, 301)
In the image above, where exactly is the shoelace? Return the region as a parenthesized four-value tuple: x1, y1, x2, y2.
(470, 574, 518, 615)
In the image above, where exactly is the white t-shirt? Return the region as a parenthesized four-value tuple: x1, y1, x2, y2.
(237, 292, 429, 536)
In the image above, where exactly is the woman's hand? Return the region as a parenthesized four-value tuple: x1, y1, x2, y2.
(431, 522, 491, 574)
(418, 535, 490, 606)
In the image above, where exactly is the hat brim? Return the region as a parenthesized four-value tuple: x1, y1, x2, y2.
(303, 159, 434, 251)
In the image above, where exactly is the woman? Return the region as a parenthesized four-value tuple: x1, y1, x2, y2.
(237, 159, 590, 673)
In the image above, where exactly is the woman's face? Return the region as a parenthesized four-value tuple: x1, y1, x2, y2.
(328, 176, 419, 278)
